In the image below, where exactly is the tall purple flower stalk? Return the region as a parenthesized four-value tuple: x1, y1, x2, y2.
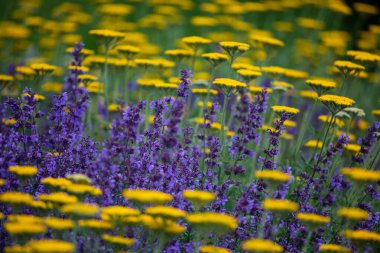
(177, 69, 192, 98)
(352, 121, 380, 164)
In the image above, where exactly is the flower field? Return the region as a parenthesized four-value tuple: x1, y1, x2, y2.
(1, 0, 380, 252)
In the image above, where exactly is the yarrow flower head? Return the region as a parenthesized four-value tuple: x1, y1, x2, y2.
(241, 239, 283, 252)
(319, 244, 351, 252)
(182, 36, 211, 48)
(337, 207, 369, 220)
(213, 78, 247, 94)
(341, 167, 380, 183)
(333, 60, 365, 76)
(201, 52, 229, 66)
(123, 189, 173, 204)
(318, 94, 356, 113)
(220, 41, 250, 59)
(306, 79, 336, 95)
(271, 105, 299, 116)
(262, 199, 299, 213)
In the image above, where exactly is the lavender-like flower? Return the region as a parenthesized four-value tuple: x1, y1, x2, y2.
(177, 69, 192, 98)
(352, 121, 380, 163)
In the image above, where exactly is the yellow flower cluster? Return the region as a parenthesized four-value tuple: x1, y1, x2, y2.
(341, 167, 380, 182)
(344, 230, 380, 242)
(337, 207, 369, 220)
(249, 86, 273, 94)
(263, 199, 299, 212)
(199, 245, 232, 253)
(213, 78, 247, 89)
(182, 36, 211, 47)
(241, 239, 283, 252)
(123, 189, 173, 204)
(296, 212, 330, 224)
(8, 165, 38, 177)
(318, 115, 345, 128)
(319, 95, 356, 111)
(191, 88, 218, 95)
(254, 170, 291, 182)
(60, 203, 100, 217)
(183, 190, 216, 205)
(250, 34, 284, 47)
(186, 212, 238, 231)
(333, 60, 365, 75)
(347, 50, 380, 62)
(304, 140, 322, 149)
(89, 29, 125, 39)
(271, 105, 300, 115)
(319, 244, 351, 252)
(101, 234, 134, 246)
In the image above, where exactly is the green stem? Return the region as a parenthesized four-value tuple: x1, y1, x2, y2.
(302, 231, 313, 253)
(103, 45, 110, 106)
(257, 210, 268, 238)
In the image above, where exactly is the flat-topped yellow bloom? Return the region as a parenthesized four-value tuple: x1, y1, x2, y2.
(255, 170, 291, 182)
(66, 173, 92, 184)
(341, 167, 380, 182)
(249, 86, 272, 94)
(353, 2, 378, 15)
(319, 244, 351, 252)
(347, 50, 380, 62)
(101, 234, 134, 246)
(319, 95, 356, 112)
(202, 52, 229, 61)
(182, 36, 211, 47)
(220, 41, 250, 52)
(372, 109, 380, 116)
(232, 62, 260, 71)
(283, 69, 309, 79)
(44, 217, 74, 230)
(68, 65, 89, 73)
(198, 101, 213, 108)
(237, 69, 262, 81)
(261, 66, 286, 75)
(263, 199, 299, 212)
(250, 34, 284, 47)
(116, 44, 140, 55)
(39, 192, 77, 205)
(334, 60, 365, 75)
(101, 206, 140, 221)
(123, 189, 173, 204)
(318, 115, 345, 128)
(0, 178, 5, 186)
(165, 49, 194, 58)
(63, 184, 102, 196)
(187, 212, 238, 231)
(30, 63, 56, 75)
(213, 78, 247, 89)
(241, 239, 283, 252)
(41, 177, 73, 189)
(5, 222, 47, 235)
(145, 206, 187, 220)
(78, 219, 113, 230)
(139, 214, 186, 234)
(0, 192, 33, 205)
(89, 29, 125, 39)
(42, 82, 63, 93)
(0, 74, 14, 83)
(27, 239, 74, 253)
(271, 106, 299, 115)
(183, 190, 216, 204)
(296, 213, 330, 224)
(107, 104, 125, 112)
(199, 245, 232, 253)
(306, 79, 336, 94)
(61, 202, 100, 217)
(343, 144, 361, 153)
(272, 81, 294, 89)
(9, 165, 37, 177)
(66, 47, 94, 56)
(297, 17, 324, 29)
(8, 214, 43, 224)
(155, 83, 179, 89)
(192, 88, 218, 95)
(344, 229, 380, 242)
(4, 245, 31, 253)
(23, 92, 45, 101)
(304, 140, 322, 149)
(137, 78, 164, 87)
(337, 207, 369, 220)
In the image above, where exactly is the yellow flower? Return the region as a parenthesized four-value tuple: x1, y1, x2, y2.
(4, 245, 31, 253)
(65, 173, 92, 184)
(254, 170, 291, 182)
(249, 86, 273, 94)
(220, 41, 250, 53)
(297, 17, 324, 30)
(23, 92, 46, 101)
(45, 217, 74, 230)
(182, 36, 212, 48)
(139, 214, 186, 234)
(0, 74, 14, 84)
(341, 167, 380, 182)
(89, 29, 125, 44)
(347, 50, 380, 62)
(318, 115, 345, 128)
(213, 78, 247, 90)
(353, 3, 378, 15)
(116, 44, 140, 57)
(2, 117, 17, 126)
(8, 214, 43, 224)
(306, 79, 336, 95)
(8, 165, 37, 177)
(202, 52, 229, 66)
(186, 212, 238, 232)
(343, 144, 361, 154)
(283, 69, 309, 79)
(41, 177, 73, 189)
(319, 244, 351, 252)
(145, 206, 187, 220)
(182, 190, 216, 205)
(333, 60, 365, 76)
(165, 49, 194, 59)
(237, 69, 262, 82)
(155, 83, 179, 90)
(318, 95, 356, 113)
(27, 239, 74, 253)
(39, 192, 78, 205)
(0, 178, 5, 186)
(61, 203, 100, 217)
(0, 192, 33, 205)
(296, 213, 330, 225)
(123, 189, 173, 204)
(272, 81, 294, 90)
(199, 245, 232, 253)
(304, 140, 322, 149)
(67, 65, 89, 73)
(66, 47, 94, 56)
(78, 219, 113, 230)
(192, 88, 218, 96)
(337, 207, 369, 220)
(336, 130, 356, 141)
(101, 234, 134, 246)
(232, 63, 260, 71)
(241, 239, 283, 252)
(101, 206, 140, 221)
(5, 222, 47, 235)
(271, 106, 299, 115)
(250, 34, 284, 47)
(371, 109, 380, 116)
(261, 66, 286, 76)
(137, 78, 164, 87)
(42, 82, 63, 93)
(345, 229, 380, 243)
(263, 199, 299, 212)
(30, 63, 56, 75)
